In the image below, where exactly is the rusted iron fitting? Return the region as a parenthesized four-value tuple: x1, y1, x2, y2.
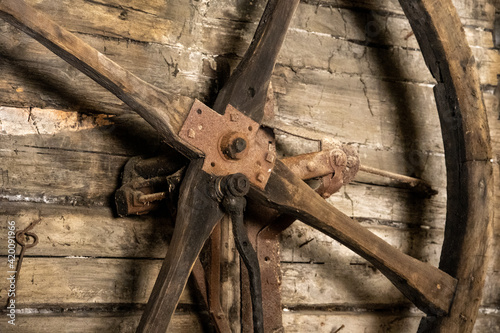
(281, 140, 360, 199)
(221, 134, 248, 160)
(179, 100, 276, 189)
(211, 173, 251, 202)
(115, 155, 186, 216)
(215, 173, 264, 333)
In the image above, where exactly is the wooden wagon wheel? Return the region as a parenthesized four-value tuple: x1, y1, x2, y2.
(0, 0, 493, 332)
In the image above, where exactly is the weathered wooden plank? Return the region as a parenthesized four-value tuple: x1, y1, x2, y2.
(0, 312, 204, 333)
(0, 253, 495, 316)
(20, 0, 190, 45)
(273, 70, 500, 158)
(279, 240, 499, 307)
(207, 0, 494, 28)
(277, 28, 498, 86)
(281, 312, 500, 333)
(272, 67, 444, 152)
(1, 311, 496, 333)
(290, 4, 495, 50)
(280, 264, 498, 308)
(280, 221, 444, 266)
(0, 2, 496, 114)
(0, 139, 127, 206)
(0, 106, 162, 155)
(0, 257, 195, 305)
(0, 203, 174, 258)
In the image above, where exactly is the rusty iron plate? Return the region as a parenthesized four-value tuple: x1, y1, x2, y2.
(179, 100, 275, 190)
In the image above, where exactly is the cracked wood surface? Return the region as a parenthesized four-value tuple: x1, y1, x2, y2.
(0, 0, 499, 332)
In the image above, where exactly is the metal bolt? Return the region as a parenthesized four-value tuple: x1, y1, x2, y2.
(230, 113, 239, 122)
(224, 173, 250, 197)
(227, 137, 247, 159)
(188, 129, 195, 139)
(233, 137, 247, 152)
(137, 192, 167, 204)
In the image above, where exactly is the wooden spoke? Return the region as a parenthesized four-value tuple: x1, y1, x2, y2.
(0, 0, 199, 158)
(212, 0, 300, 121)
(136, 159, 224, 333)
(250, 160, 457, 317)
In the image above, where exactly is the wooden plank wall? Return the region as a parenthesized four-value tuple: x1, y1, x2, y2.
(0, 0, 498, 332)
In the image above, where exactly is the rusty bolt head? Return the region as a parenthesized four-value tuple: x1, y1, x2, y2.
(233, 137, 247, 152)
(306, 161, 316, 172)
(221, 133, 248, 160)
(223, 173, 250, 197)
(230, 113, 239, 122)
(265, 152, 276, 163)
(227, 137, 247, 159)
(256, 173, 266, 183)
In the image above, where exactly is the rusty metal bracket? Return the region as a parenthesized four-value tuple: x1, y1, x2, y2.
(281, 141, 360, 199)
(179, 100, 276, 190)
(115, 155, 186, 216)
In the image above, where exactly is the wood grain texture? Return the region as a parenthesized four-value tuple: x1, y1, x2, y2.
(0, 0, 198, 157)
(0, 312, 205, 333)
(0, 0, 498, 331)
(0, 310, 496, 333)
(0, 258, 195, 305)
(137, 160, 224, 333)
(253, 161, 457, 316)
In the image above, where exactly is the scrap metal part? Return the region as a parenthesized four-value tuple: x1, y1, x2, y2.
(179, 100, 276, 190)
(115, 155, 186, 216)
(281, 138, 360, 199)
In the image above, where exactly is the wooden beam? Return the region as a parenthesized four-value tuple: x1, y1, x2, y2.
(252, 160, 457, 316)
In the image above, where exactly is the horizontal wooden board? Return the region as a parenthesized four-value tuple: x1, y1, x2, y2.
(280, 253, 499, 308)
(0, 0, 496, 114)
(0, 257, 195, 305)
(0, 140, 127, 206)
(0, 309, 496, 332)
(281, 311, 500, 333)
(0, 203, 174, 258)
(0, 107, 164, 156)
(0, 311, 205, 333)
(206, 0, 494, 29)
(0, 205, 497, 308)
(0, 199, 448, 260)
(271, 67, 499, 154)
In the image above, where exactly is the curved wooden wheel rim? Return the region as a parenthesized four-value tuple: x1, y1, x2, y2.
(400, 1, 493, 331)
